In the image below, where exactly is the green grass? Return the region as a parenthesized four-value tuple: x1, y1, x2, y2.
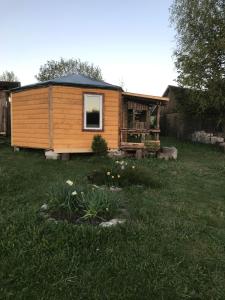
(1, 137, 225, 299)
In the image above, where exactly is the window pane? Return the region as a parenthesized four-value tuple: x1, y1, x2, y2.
(85, 95, 102, 129)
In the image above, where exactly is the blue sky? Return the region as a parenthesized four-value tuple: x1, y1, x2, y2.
(0, 0, 176, 95)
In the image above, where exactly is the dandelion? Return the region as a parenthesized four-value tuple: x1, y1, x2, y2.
(107, 171, 111, 176)
(117, 174, 120, 178)
(66, 180, 73, 186)
(71, 190, 77, 196)
(132, 166, 135, 169)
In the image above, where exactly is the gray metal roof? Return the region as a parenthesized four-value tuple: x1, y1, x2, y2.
(11, 74, 123, 92)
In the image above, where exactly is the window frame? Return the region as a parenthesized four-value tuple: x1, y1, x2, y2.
(83, 93, 104, 131)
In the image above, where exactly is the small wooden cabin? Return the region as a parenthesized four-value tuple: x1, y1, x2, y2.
(11, 74, 168, 155)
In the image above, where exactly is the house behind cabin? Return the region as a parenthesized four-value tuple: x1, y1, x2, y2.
(0, 81, 20, 136)
(161, 85, 222, 139)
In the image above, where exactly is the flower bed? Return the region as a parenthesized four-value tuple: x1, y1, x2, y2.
(45, 180, 120, 225)
(88, 160, 160, 188)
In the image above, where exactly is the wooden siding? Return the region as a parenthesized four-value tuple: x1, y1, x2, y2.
(11, 88, 50, 148)
(52, 86, 120, 152)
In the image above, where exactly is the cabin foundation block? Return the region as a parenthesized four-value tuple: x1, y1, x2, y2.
(13, 147, 20, 152)
(45, 150, 60, 160)
(135, 149, 143, 159)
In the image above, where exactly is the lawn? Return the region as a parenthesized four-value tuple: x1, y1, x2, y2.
(1, 137, 225, 300)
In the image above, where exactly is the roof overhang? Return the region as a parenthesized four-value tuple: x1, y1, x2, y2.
(122, 92, 169, 105)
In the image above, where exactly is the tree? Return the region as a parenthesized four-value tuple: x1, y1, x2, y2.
(170, 0, 225, 127)
(0, 71, 18, 82)
(35, 58, 103, 81)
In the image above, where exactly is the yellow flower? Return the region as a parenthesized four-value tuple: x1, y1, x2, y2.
(107, 171, 111, 176)
(117, 174, 120, 178)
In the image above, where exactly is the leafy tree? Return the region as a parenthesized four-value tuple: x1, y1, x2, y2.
(170, 0, 225, 127)
(35, 58, 103, 81)
(0, 71, 18, 82)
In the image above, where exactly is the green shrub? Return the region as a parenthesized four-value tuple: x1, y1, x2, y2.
(91, 134, 108, 155)
(48, 180, 119, 222)
(88, 160, 160, 188)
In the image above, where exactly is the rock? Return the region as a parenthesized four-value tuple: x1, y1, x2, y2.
(109, 186, 122, 192)
(215, 137, 224, 144)
(210, 136, 219, 144)
(40, 203, 48, 211)
(108, 150, 125, 159)
(45, 150, 60, 160)
(191, 131, 224, 145)
(191, 131, 206, 142)
(99, 218, 126, 227)
(157, 147, 178, 160)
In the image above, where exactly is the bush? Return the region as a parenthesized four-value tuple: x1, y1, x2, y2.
(88, 160, 160, 188)
(91, 135, 108, 155)
(48, 180, 119, 223)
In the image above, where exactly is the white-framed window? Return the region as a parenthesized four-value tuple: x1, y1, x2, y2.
(83, 93, 103, 130)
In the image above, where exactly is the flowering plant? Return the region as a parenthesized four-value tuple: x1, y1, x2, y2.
(89, 159, 159, 188)
(48, 179, 119, 222)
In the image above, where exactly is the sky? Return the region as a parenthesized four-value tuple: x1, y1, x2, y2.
(0, 0, 177, 96)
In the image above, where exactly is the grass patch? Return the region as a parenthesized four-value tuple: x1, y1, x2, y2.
(1, 137, 225, 299)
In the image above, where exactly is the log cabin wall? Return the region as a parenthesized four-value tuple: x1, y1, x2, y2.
(51, 86, 121, 153)
(11, 86, 121, 152)
(11, 87, 50, 148)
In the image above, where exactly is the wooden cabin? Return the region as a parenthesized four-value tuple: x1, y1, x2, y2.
(11, 74, 168, 156)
